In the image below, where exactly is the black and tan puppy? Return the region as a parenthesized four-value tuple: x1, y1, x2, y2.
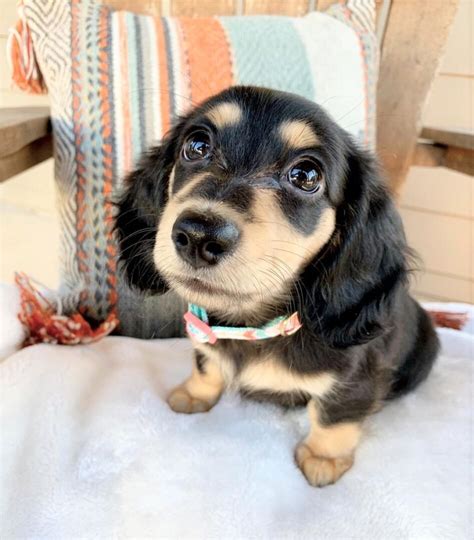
(116, 86, 439, 487)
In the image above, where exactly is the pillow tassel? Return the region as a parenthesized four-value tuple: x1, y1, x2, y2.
(15, 273, 119, 346)
(7, 2, 47, 94)
(427, 310, 469, 331)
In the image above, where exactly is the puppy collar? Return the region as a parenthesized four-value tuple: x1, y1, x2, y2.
(184, 303, 302, 345)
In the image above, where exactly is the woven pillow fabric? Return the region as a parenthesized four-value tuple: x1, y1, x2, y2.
(16, 0, 378, 339)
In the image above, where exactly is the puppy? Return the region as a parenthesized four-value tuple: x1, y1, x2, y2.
(116, 86, 439, 487)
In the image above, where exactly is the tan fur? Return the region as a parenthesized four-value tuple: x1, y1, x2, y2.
(279, 120, 320, 149)
(154, 184, 336, 320)
(174, 172, 209, 201)
(238, 357, 335, 397)
(295, 401, 362, 487)
(194, 343, 236, 385)
(240, 190, 335, 304)
(295, 445, 354, 488)
(167, 166, 176, 196)
(167, 358, 224, 414)
(206, 102, 242, 128)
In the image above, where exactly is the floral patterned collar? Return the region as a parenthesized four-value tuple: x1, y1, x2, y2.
(183, 303, 302, 345)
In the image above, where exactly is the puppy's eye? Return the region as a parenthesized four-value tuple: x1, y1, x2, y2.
(287, 160, 323, 193)
(182, 131, 212, 161)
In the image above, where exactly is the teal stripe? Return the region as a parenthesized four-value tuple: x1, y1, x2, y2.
(221, 17, 314, 101)
(74, 1, 117, 318)
(134, 15, 147, 152)
(77, 2, 105, 304)
(138, 16, 156, 148)
(125, 13, 142, 166)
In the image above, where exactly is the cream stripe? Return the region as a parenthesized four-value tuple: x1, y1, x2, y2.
(161, 0, 171, 16)
(238, 361, 335, 397)
(292, 13, 366, 142)
(111, 12, 124, 183)
(119, 11, 133, 175)
(146, 16, 162, 144)
(166, 18, 191, 117)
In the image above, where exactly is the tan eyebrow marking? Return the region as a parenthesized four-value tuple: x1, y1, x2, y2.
(279, 120, 320, 149)
(205, 102, 242, 128)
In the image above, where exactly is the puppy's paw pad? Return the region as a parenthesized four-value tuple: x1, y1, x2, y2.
(295, 443, 353, 487)
(167, 387, 213, 414)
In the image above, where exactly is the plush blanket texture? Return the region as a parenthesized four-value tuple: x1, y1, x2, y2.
(0, 292, 472, 539)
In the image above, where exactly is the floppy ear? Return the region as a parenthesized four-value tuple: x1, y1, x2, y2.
(298, 143, 409, 348)
(115, 122, 185, 293)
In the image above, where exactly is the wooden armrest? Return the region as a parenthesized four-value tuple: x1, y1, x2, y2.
(0, 107, 53, 182)
(414, 126, 473, 177)
(420, 127, 473, 151)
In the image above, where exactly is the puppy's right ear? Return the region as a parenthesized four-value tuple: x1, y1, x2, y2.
(115, 124, 184, 294)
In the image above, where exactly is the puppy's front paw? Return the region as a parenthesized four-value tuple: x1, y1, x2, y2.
(167, 386, 215, 414)
(295, 443, 354, 487)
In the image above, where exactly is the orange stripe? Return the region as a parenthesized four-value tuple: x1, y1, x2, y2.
(179, 18, 233, 105)
(177, 20, 192, 115)
(71, 0, 89, 288)
(155, 17, 171, 135)
(118, 12, 132, 173)
(98, 5, 118, 315)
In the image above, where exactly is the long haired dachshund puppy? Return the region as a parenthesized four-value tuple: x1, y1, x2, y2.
(116, 86, 439, 487)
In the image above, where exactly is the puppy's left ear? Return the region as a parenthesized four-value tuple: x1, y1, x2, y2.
(115, 122, 184, 293)
(298, 143, 410, 348)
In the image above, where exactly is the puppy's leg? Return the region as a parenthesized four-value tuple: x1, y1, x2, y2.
(168, 351, 224, 414)
(295, 400, 363, 487)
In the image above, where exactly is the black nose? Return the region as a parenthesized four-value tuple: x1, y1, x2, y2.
(172, 212, 240, 268)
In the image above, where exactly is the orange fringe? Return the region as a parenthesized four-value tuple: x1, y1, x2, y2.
(7, 3, 47, 94)
(15, 273, 119, 346)
(428, 310, 469, 331)
(13, 271, 470, 348)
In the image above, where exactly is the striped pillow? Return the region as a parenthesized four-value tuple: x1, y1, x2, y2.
(15, 0, 378, 339)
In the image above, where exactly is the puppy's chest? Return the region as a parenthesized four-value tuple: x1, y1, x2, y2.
(195, 339, 335, 398)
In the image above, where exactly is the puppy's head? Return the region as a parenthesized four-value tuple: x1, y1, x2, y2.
(117, 86, 408, 344)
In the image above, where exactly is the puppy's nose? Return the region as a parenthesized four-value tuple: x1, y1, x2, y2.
(172, 212, 240, 268)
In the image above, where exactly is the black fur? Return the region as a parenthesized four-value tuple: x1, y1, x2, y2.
(297, 146, 409, 349)
(116, 86, 439, 423)
(115, 120, 185, 293)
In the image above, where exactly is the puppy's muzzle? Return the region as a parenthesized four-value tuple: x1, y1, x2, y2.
(172, 211, 240, 268)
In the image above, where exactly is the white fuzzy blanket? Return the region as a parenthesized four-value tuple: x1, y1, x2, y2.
(0, 289, 472, 539)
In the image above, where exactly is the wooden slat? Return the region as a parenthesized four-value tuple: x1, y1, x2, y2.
(442, 146, 474, 177)
(439, 0, 473, 76)
(170, 0, 235, 16)
(376, 0, 458, 195)
(413, 143, 473, 178)
(420, 126, 473, 151)
(400, 206, 472, 280)
(412, 271, 473, 304)
(400, 165, 473, 220)
(104, 0, 162, 15)
(0, 107, 51, 160)
(244, 0, 308, 15)
(315, 0, 337, 10)
(413, 144, 447, 169)
(422, 75, 473, 132)
(0, 134, 53, 183)
(375, 0, 391, 47)
(0, 2, 18, 37)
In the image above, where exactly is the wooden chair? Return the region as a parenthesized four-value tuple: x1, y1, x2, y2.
(1, 0, 471, 195)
